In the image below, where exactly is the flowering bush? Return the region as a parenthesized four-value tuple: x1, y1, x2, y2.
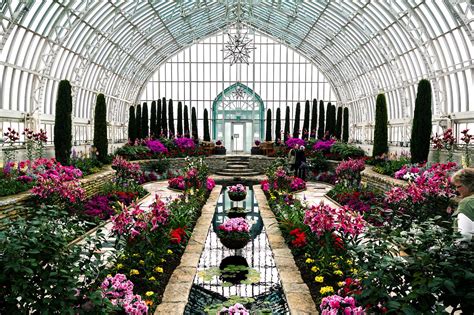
(23, 128, 48, 161)
(218, 217, 250, 233)
(460, 128, 472, 167)
(304, 203, 366, 238)
(313, 139, 336, 152)
(112, 156, 144, 184)
(219, 303, 249, 315)
(394, 163, 422, 180)
(285, 137, 305, 148)
(145, 139, 168, 154)
(168, 176, 185, 190)
(217, 218, 251, 247)
(319, 295, 364, 315)
(84, 195, 115, 219)
(228, 184, 246, 193)
(170, 227, 187, 244)
(260, 179, 270, 192)
(206, 178, 216, 191)
(290, 177, 306, 191)
(31, 159, 84, 203)
(254, 140, 261, 146)
(174, 137, 195, 150)
(289, 228, 307, 248)
(2, 127, 20, 162)
(100, 274, 148, 314)
(335, 159, 365, 188)
(228, 184, 247, 201)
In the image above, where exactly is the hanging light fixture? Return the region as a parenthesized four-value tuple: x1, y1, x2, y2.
(231, 86, 246, 99)
(222, 1, 255, 65)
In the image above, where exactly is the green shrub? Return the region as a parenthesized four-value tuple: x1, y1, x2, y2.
(177, 101, 183, 137)
(191, 107, 198, 140)
(265, 108, 272, 141)
(302, 100, 310, 140)
(142, 102, 149, 139)
(54, 80, 73, 165)
(284, 105, 290, 142)
(136, 104, 142, 139)
(292, 102, 300, 138)
(156, 98, 162, 136)
(308, 151, 329, 172)
(310, 99, 317, 139)
(168, 99, 175, 137)
(275, 108, 281, 143)
(70, 156, 104, 176)
(93, 94, 108, 163)
(335, 106, 343, 140)
(317, 100, 325, 139)
(114, 145, 150, 160)
(161, 97, 167, 137)
(330, 142, 365, 160)
(342, 107, 349, 143)
(150, 101, 157, 138)
(410, 79, 432, 163)
(373, 93, 388, 157)
(203, 108, 210, 141)
(0, 176, 33, 196)
(128, 106, 137, 143)
(183, 105, 190, 137)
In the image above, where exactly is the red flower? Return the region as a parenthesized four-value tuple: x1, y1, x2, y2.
(170, 227, 187, 244)
(289, 228, 307, 248)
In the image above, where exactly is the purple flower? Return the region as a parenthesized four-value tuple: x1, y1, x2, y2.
(313, 139, 336, 151)
(174, 137, 195, 149)
(146, 139, 168, 153)
(285, 137, 305, 148)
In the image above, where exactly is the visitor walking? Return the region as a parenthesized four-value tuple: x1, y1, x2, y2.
(288, 144, 298, 175)
(451, 168, 474, 241)
(295, 145, 307, 180)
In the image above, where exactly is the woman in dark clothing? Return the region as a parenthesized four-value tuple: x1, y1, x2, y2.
(295, 146, 307, 180)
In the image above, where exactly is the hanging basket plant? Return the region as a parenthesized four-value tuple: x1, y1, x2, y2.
(216, 217, 251, 250)
(227, 184, 247, 201)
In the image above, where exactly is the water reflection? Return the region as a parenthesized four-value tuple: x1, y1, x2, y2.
(184, 186, 289, 314)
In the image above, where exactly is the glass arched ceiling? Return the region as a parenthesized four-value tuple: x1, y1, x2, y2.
(0, 0, 472, 144)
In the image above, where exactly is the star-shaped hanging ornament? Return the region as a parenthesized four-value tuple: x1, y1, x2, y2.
(232, 86, 246, 99)
(222, 31, 255, 65)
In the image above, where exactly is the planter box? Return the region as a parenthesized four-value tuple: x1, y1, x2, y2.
(214, 147, 226, 155)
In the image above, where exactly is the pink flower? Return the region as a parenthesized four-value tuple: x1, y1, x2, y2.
(206, 178, 216, 190)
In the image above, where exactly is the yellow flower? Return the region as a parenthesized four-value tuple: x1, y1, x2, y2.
(139, 260, 145, 265)
(107, 274, 112, 278)
(161, 258, 166, 263)
(333, 270, 343, 276)
(145, 300, 154, 306)
(116, 263, 124, 269)
(148, 276, 156, 281)
(154, 266, 164, 273)
(132, 253, 140, 258)
(350, 268, 358, 274)
(329, 262, 339, 269)
(167, 249, 173, 254)
(271, 196, 276, 200)
(147, 251, 154, 256)
(311, 266, 319, 273)
(346, 259, 353, 265)
(338, 281, 345, 287)
(305, 258, 315, 264)
(314, 276, 324, 283)
(319, 286, 334, 295)
(130, 269, 140, 276)
(145, 291, 154, 297)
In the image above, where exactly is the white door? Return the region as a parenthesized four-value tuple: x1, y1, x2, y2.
(231, 123, 245, 153)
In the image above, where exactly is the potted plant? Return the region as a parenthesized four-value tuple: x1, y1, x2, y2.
(227, 184, 247, 201)
(216, 217, 251, 249)
(214, 140, 226, 155)
(251, 140, 262, 155)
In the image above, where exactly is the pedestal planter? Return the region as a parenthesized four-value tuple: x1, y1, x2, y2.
(226, 207, 251, 218)
(219, 255, 249, 285)
(219, 234, 250, 249)
(228, 191, 247, 201)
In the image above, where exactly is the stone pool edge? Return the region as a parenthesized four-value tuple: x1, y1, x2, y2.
(154, 185, 222, 315)
(253, 185, 318, 315)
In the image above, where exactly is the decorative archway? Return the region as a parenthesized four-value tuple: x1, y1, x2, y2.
(212, 82, 264, 153)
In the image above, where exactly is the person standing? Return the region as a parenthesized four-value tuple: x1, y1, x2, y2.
(451, 168, 474, 241)
(288, 144, 298, 175)
(295, 145, 307, 180)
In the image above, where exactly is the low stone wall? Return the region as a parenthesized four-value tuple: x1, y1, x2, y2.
(361, 166, 408, 192)
(248, 155, 276, 173)
(0, 166, 115, 223)
(136, 156, 227, 174)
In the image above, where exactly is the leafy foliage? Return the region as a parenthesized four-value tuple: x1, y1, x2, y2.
(329, 142, 365, 160)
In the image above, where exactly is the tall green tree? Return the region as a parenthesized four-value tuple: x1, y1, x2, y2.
(136, 104, 142, 139)
(168, 99, 175, 137)
(93, 93, 108, 162)
(203, 108, 210, 141)
(177, 101, 183, 137)
(161, 97, 167, 138)
(284, 106, 290, 142)
(275, 108, 281, 143)
(302, 100, 310, 140)
(265, 109, 272, 142)
(184, 105, 190, 138)
(142, 102, 149, 139)
(191, 106, 198, 140)
(342, 107, 349, 143)
(128, 105, 136, 143)
(318, 100, 325, 139)
(325, 102, 335, 137)
(373, 93, 388, 157)
(156, 99, 162, 137)
(292, 102, 301, 138)
(54, 80, 72, 165)
(335, 106, 343, 140)
(150, 101, 156, 138)
(410, 79, 432, 163)
(310, 99, 317, 139)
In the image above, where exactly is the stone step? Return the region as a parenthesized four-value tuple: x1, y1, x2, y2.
(215, 170, 261, 176)
(226, 157, 250, 161)
(226, 163, 249, 169)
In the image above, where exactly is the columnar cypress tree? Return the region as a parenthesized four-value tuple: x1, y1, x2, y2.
(136, 104, 142, 139)
(335, 106, 343, 140)
(342, 107, 349, 143)
(373, 93, 388, 157)
(265, 109, 272, 142)
(168, 99, 175, 137)
(310, 99, 317, 138)
(156, 99, 162, 137)
(203, 108, 210, 141)
(93, 93, 108, 162)
(142, 102, 149, 139)
(302, 100, 310, 140)
(318, 100, 325, 139)
(275, 108, 281, 143)
(150, 101, 156, 138)
(184, 105, 190, 138)
(191, 107, 198, 140)
(410, 79, 432, 163)
(54, 80, 72, 165)
(128, 105, 136, 143)
(292, 102, 301, 138)
(177, 101, 183, 137)
(161, 97, 167, 138)
(325, 102, 333, 137)
(284, 106, 290, 142)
